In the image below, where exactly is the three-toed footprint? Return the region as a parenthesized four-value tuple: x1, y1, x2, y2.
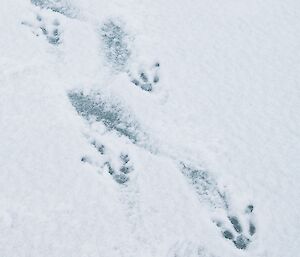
(81, 137, 134, 185)
(128, 62, 160, 92)
(22, 13, 62, 45)
(103, 152, 133, 184)
(214, 204, 256, 250)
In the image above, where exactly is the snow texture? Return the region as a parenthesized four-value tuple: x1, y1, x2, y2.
(0, 0, 299, 257)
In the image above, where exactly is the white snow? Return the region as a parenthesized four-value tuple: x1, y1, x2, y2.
(0, 0, 299, 256)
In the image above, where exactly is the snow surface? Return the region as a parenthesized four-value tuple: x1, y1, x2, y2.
(0, 0, 299, 256)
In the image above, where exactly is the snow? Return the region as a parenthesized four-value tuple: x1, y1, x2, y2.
(0, 0, 299, 256)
